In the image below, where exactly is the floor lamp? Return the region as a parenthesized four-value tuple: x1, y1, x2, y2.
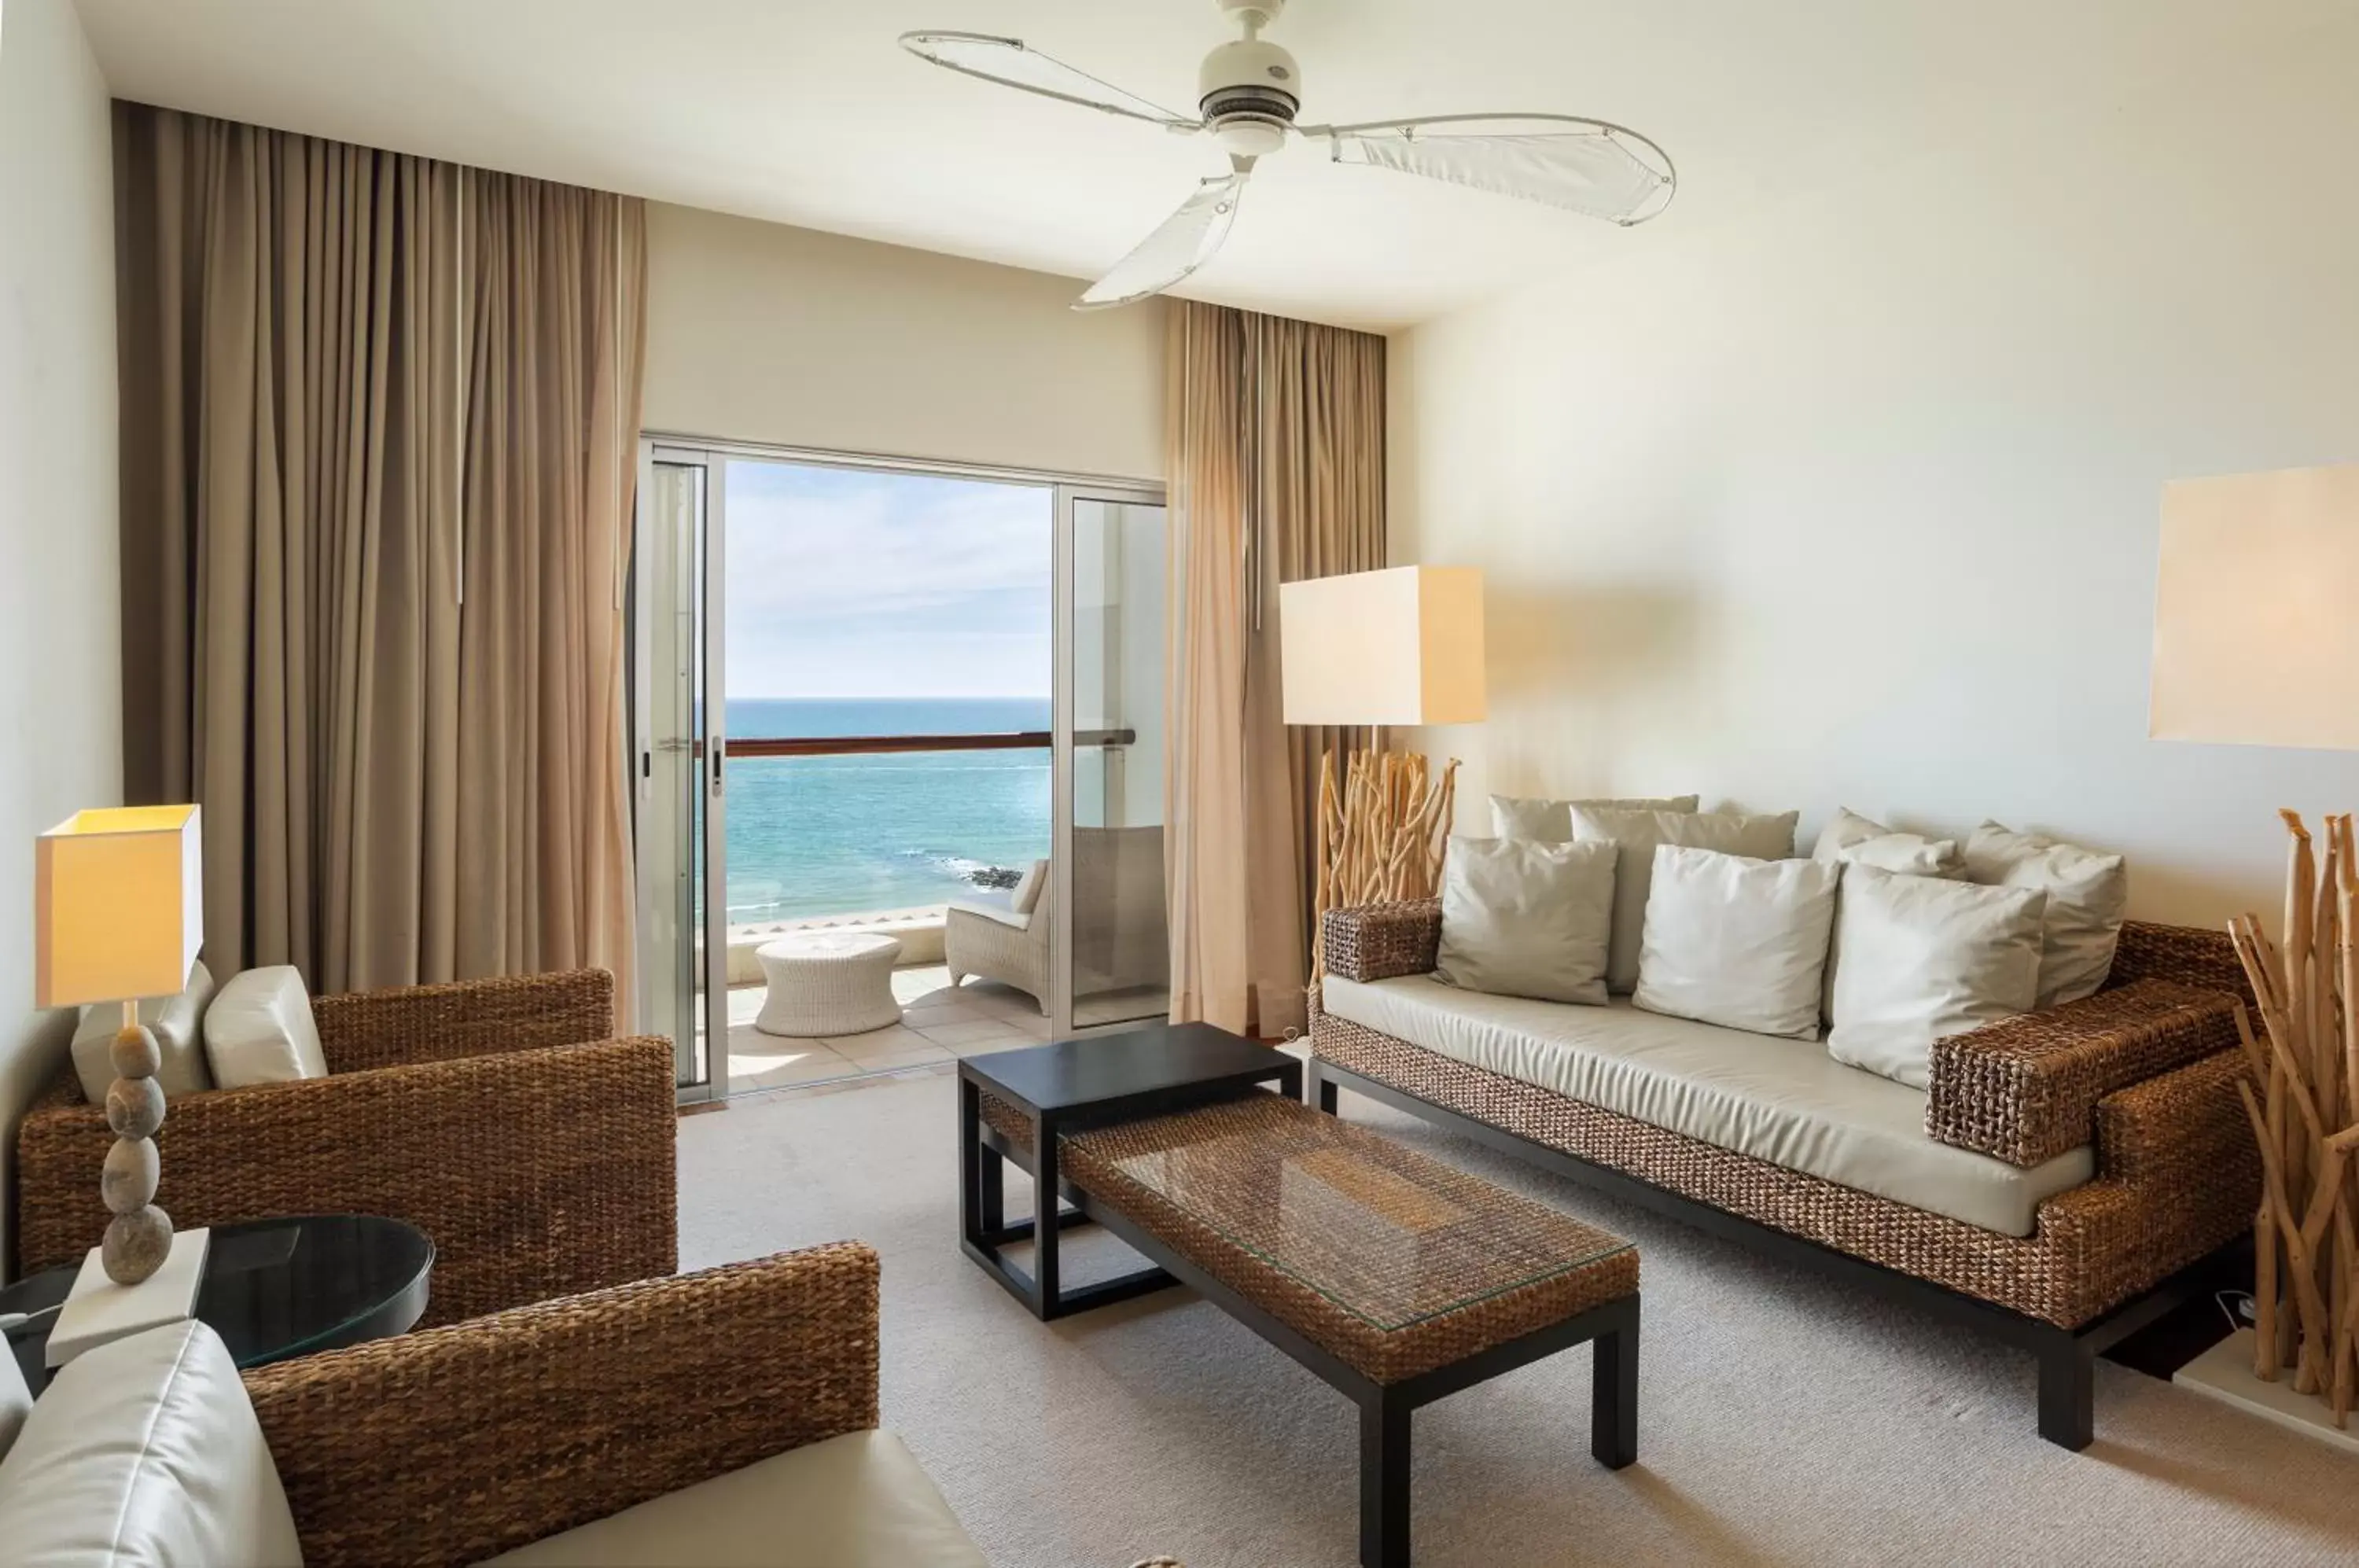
(2151, 462, 2359, 1449)
(1279, 565, 1486, 994)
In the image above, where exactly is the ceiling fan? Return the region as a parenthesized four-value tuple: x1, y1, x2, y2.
(900, 0, 1676, 311)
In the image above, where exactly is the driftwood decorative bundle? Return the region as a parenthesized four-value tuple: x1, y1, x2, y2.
(1308, 749, 1459, 996)
(2226, 809, 2359, 1426)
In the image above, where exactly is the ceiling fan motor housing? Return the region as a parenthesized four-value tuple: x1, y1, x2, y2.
(1199, 37, 1300, 159)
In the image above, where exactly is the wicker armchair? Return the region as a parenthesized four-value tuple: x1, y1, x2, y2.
(13, 969, 678, 1327)
(241, 1243, 900, 1567)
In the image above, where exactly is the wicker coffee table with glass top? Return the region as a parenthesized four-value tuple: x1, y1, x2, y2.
(966, 1039, 1639, 1568)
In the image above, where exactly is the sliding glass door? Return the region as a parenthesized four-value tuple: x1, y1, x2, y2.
(633, 444, 1170, 1099)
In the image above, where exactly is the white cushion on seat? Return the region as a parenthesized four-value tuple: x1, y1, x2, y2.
(1322, 974, 2091, 1237)
(0, 1320, 303, 1567)
(72, 959, 217, 1102)
(482, 1428, 987, 1568)
(204, 966, 328, 1088)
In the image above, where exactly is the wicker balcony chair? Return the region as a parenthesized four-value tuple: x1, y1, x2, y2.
(13, 968, 678, 1327)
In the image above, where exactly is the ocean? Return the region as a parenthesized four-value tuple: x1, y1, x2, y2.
(722, 697, 1050, 924)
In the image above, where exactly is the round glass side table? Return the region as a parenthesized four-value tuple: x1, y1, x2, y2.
(3, 1214, 432, 1396)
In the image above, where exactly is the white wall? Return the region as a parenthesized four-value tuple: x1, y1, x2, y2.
(1389, 14, 2359, 929)
(0, 0, 123, 1273)
(644, 203, 1165, 483)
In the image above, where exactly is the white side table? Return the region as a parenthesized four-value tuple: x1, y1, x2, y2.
(753, 932, 904, 1037)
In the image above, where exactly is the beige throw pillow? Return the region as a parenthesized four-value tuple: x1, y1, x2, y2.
(204, 966, 329, 1089)
(70, 959, 216, 1104)
(1809, 807, 1963, 878)
(1569, 807, 1801, 993)
(1635, 847, 1839, 1040)
(1827, 865, 2047, 1088)
(1963, 822, 2129, 1009)
(1435, 836, 1617, 1006)
(1491, 793, 1699, 842)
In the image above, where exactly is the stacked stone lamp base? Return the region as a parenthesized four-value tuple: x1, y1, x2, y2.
(99, 1010, 173, 1285)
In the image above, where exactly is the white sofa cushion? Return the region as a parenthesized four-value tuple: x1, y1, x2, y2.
(204, 966, 328, 1088)
(482, 1429, 987, 1568)
(0, 1320, 303, 1567)
(1569, 807, 1801, 994)
(1435, 836, 1615, 1006)
(1323, 974, 2091, 1236)
(1827, 866, 2047, 1089)
(72, 959, 217, 1103)
(1964, 822, 2129, 1008)
(1491, 793, 1698, 841)
(1636, 847, 1838, 1040)
(1809, 808, 1963, 878)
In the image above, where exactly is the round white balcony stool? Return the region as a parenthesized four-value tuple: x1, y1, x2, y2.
(753, 932, 904, 1038)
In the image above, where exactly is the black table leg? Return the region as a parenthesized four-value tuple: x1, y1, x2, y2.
(1592, 1295, 1640, 1469)
(1032, 1113, 1062, 1319)
(1360, 1391, 1411, 1568)
(1309, 1057, 1339, 1115)
(958, 1077, 984, 1249)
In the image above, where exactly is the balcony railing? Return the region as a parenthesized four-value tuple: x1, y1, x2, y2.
(697, 729, 1134, 760)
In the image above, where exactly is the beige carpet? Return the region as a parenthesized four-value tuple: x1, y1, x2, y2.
(679, 1069, 2359, 1567)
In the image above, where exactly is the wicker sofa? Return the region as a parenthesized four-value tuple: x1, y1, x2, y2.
(1310, 902, 2259, 1448)
(13, 969, 678, 1327)
(0, 1243, 988, 1567)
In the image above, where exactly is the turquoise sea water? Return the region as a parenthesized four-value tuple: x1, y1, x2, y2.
(723, 697, 1050, 923)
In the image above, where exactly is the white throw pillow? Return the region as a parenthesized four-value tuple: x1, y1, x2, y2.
(1568, 807, 1801, 993)
(1963, 822, 2129, 1008)
(1435, 836, 1617, 1006)
(1010, 859, 1048, 915)
(69, 959, 217, 1105)
(204, 966, 329, 1088)
(1827, 865, 2047, 1088)
(1809, 808, 1963, 878)
(0, 1320, 303, 1567)
(1635, 847, 1839, 1040)
(1490, 793, 1699, 841)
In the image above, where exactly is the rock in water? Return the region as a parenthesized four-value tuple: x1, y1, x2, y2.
(104, 1205, 174, 1286)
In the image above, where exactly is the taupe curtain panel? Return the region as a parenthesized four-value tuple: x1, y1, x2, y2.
(116, 104, 646, 1007)
(1166, 300, 1386, 1038)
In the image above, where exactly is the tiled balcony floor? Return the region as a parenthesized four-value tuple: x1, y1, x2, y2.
(725, 964, 1051, 1095)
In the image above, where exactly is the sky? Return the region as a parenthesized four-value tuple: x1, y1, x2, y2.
(723, 460, 1051, 700)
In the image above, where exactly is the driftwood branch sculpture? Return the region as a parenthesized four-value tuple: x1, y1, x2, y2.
(1308, 749, 1459, 999)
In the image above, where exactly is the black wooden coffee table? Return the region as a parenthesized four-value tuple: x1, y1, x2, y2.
(957, 1022, 1301, 1320)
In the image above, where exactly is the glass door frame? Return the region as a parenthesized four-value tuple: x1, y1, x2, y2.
(633, 435, 1166, 1102)
(1051, 481, 1173, 1040)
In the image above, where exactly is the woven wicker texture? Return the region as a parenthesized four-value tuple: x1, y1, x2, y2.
(754, 933, 903, 1037)
(242, 1243, 881, 1568)
(1927, 980, 2244, 1166)
(15, 970, 677, 1326)
(2107, 918, 2258, 1007)
(1313, 1007, 2253, 1328)
(1322, 899, 1442, 985)
(986, 1091, 1636, 1384)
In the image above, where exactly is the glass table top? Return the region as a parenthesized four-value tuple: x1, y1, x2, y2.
(1068, 1096, 1632, 1332)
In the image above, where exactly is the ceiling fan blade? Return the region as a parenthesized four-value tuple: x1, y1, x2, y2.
(1305, 113, 1676, 225)
(1075, 169, 1249, 311)
(900, 31, 1198, 129)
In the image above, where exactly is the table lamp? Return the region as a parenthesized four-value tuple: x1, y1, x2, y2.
(34, 804, 211, 1361)
(1279, 565, 1486, 989)
(2151, 461, 2359, 1446)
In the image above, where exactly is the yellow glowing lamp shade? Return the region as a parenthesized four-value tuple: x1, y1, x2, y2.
(35, 804, 204, 1009)
(2151, 464, 2359, 750)
(1280, 566, 1486, 727)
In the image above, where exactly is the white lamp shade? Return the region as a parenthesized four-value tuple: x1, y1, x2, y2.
(2151, 464, 2359, 750)
(35, 804, 204, 1007)
(1279, 565, 1486, 727)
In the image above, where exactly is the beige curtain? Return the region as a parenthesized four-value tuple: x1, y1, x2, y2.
(116, 104, 645, 1009)
(1166, 301, 1386, 1037)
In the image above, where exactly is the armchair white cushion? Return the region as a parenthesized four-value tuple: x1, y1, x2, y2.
(204, 966, 328, 1089)
(0, 1320, 302, 1568)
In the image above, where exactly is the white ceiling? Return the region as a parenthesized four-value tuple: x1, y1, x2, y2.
(75, 0, 2353, 332)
